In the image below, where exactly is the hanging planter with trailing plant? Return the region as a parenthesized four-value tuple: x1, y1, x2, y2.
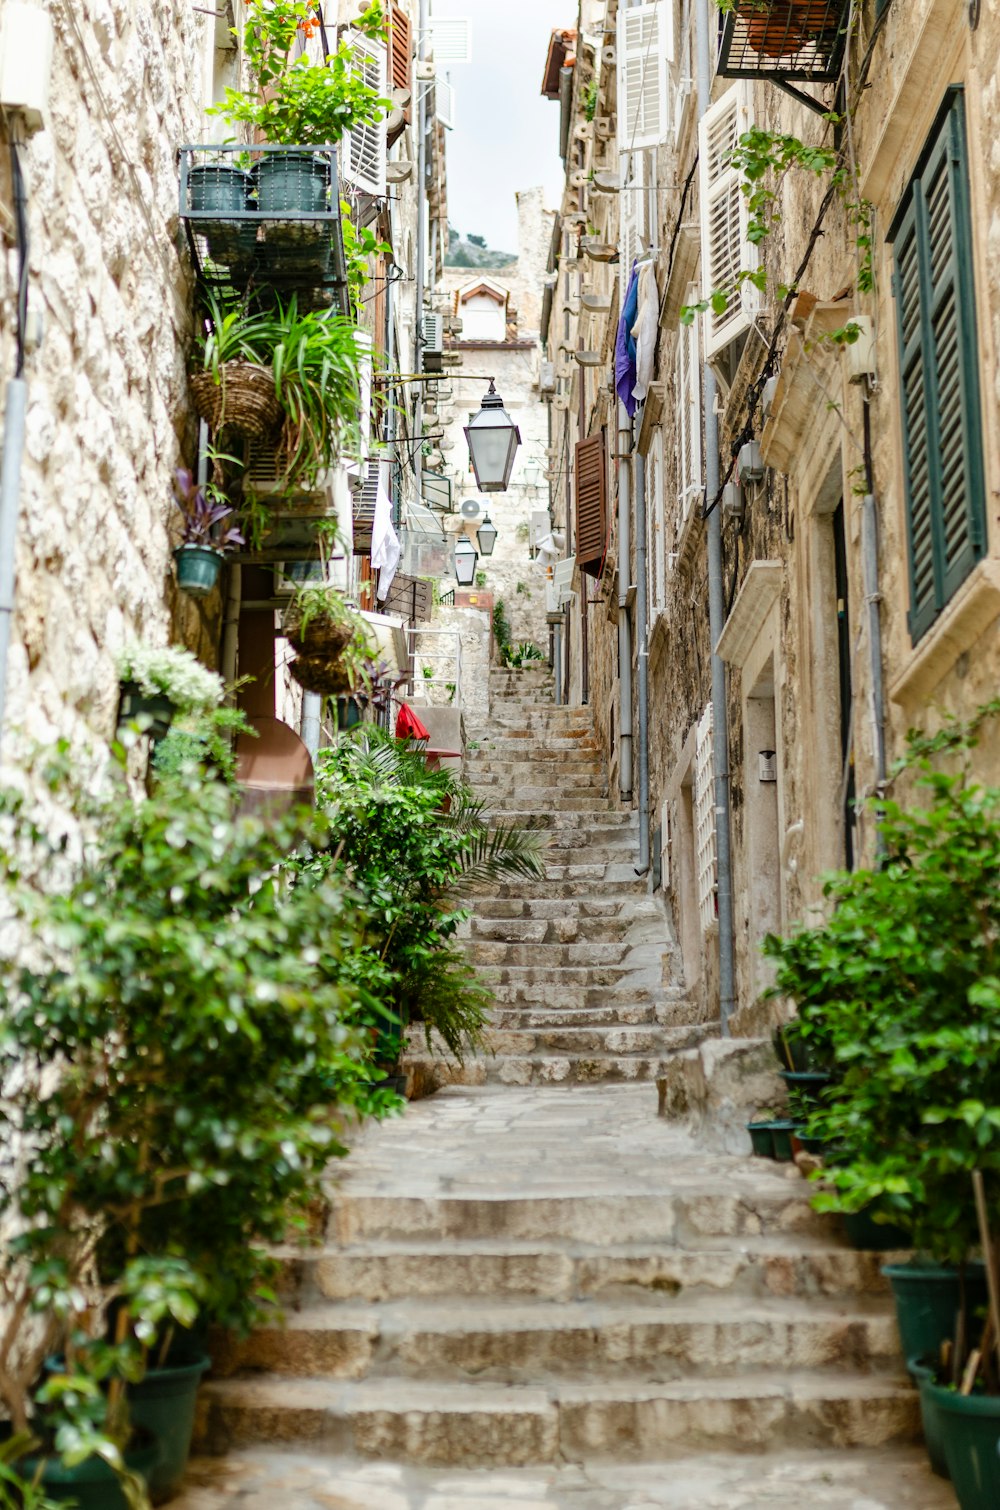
(117, 644, 225, 741)
(172, 466, 244, 598)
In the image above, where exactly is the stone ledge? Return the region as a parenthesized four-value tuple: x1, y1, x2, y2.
(656, 1038, 785, 1155)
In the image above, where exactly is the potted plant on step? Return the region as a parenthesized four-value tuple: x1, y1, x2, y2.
(763, 701, 1000, 1496)
(0, 738, 389, 1505)
(172, 466, 244, 597)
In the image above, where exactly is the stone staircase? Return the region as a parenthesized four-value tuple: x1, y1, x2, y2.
(179, 671, 951, 1508)
(405, 667, 713, 1090)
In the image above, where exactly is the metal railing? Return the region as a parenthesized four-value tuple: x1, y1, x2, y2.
(406, 626, 462, 708)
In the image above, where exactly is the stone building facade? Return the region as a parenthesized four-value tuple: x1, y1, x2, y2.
(541, 0, 1000, 1030)
(0, 0, 445, 775)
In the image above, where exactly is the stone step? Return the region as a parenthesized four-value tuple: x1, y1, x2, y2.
(172, 1445, 962, 1507)
(475, 971, 654, 995)
(488, 983, 662, 1009)
(475, 792, 614, 811)
(466, 752, 605, 769)
(195, 1371, 920, 1466)
(492, 867, 648, 893)
(479, 1024, 699, 1056)
(401, 1053, 675, 1090)
(466, 940, 660, 968)
(326, 1187, 830, 1247)
(490, 1002, 660, 1028)
(472, 896, 651, 920)
(486, 809, 635, 829)
(213, 1294, 901, 1383)
(278, 1237, 901, 1307)
(470, 774, 609, 793)
(469, 915, 658, 945)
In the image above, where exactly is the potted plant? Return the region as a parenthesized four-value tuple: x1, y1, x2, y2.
(192, 295, 363, 489)
(171, 467, 244, 597)
(209, 0, 389, 215)
(117, 644, 225, 740)
(287, 612, 376, 698)
(0, 740, 388, 1505)
(763, 702, 1000, 1494)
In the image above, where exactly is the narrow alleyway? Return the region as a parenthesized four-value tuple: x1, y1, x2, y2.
(178, 674, 953, 1508)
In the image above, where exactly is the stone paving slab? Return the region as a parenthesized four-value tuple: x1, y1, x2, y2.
(174, 1447, 956, 1507)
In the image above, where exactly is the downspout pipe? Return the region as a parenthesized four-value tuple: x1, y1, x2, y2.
(696, 0, 737, 1033)
(617, 402, 633, 801)
(861, 393, 887, 856)
(0, 134, 30, 754)
(413, 0, 429, 481)
(634, 437, 649, 875)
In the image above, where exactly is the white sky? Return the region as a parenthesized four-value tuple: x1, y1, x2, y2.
(430, 0, 573, 252)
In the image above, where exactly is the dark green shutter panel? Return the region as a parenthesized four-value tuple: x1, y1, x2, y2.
(892, 89, 986, 644)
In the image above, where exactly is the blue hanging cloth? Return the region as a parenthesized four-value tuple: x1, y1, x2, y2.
(615, 261, 640, 417)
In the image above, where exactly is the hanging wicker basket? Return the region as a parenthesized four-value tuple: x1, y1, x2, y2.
(287, 655, 355, 696)
(282, 603, 355, 659)
(189, 362, 282, 439)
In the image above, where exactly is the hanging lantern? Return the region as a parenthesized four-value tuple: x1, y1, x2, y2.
(464, 380, 521, 492)
(453, 535, 478, 586)
(476, 513, 498, 557)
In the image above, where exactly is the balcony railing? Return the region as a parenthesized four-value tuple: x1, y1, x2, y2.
(178, 143, 348, 308)
(718, 0, 849, 90)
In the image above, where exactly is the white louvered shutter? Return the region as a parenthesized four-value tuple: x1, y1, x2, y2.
(618, 150, 644, 303)
(435, 76, 455, 129)
(616, 1, 672, 153)
(342, 34, 387, 197)
(694, 704, 716, 932)
(676, 284, 702, 530)
(698, 83, 759, 359)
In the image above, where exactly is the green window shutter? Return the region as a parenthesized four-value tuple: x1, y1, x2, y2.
(891, 89, 986, 644)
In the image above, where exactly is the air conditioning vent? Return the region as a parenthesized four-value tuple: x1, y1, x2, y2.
(421, 312, 444, 373)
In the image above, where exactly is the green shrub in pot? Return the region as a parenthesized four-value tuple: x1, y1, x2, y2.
(0, 740, 390, 1494)
(763, 702, 1000, 1492)
(209, 0, 389, 156)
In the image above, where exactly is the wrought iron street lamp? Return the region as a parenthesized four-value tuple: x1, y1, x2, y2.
(453, 535, 478, 586)
(476, 514, 497, 557)
(464, 380, 521, 492)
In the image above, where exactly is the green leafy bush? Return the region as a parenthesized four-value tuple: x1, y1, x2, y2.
(763, 705, 1000, 1263)
(0, 744, 385, 1457)
(310, 730, 546, 1060)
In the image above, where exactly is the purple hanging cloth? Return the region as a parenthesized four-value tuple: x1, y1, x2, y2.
(615, 261, 640, 418)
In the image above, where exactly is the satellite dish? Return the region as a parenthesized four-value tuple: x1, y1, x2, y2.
(460, 498, 482, 520)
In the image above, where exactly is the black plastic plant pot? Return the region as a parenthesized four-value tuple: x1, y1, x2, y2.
(174, 543, 224, 598)
(925, 1376, 1000, 1507)
(883, 1261, 988, 1365)
(842, 1206, 912, 1252)
(128, 1354, 210, 1505)
(337, 695, 364, 732)
(746, 1121, 776, 1158)
(767, 1119, 800, 1162)
(118, 682, 175, 741)
(779, 1069, 831, 1103)
(19, 1436, 158, 1509)
(187, 163, 256, 267)
(908, 1356, 951, 1480)
(254, 150, 329, 214)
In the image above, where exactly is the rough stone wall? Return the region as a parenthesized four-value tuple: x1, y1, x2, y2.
(544, 0, 1000, 1027)
(0, 0, 217, 764)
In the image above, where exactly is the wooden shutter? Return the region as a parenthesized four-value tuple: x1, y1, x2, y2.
(342, 35, 387, 198)
(891, 89, 986, 643)
(575, 432, 607, 577)
(616, 1, 672, 153)
(676, 283, 702, 530)
(389, 5, 412, 97)
(698, 83, 759, 359)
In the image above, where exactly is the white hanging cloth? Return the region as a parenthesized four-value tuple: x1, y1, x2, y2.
(371, 471, 401, 601)
(631, 260, 658, 403)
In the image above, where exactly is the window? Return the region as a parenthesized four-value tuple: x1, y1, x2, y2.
(694, 704, 716, 932)
(616, 1, 672, 154)
(676, 285, 703, 543)
(890, 88, 986, 643)
(342, 33, 388, 197)
(575, 432, 608, 578)
(698, 83, 758, 359)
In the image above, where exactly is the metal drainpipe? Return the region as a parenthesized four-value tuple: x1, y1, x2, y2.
(634, 439, 650, 875)
(861, 392, 887, 856)
(617, 403, 633, 801)
(413, 0, 429, 470)
(696, 0, 736, 1033)
(0, 132, 30, 752)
